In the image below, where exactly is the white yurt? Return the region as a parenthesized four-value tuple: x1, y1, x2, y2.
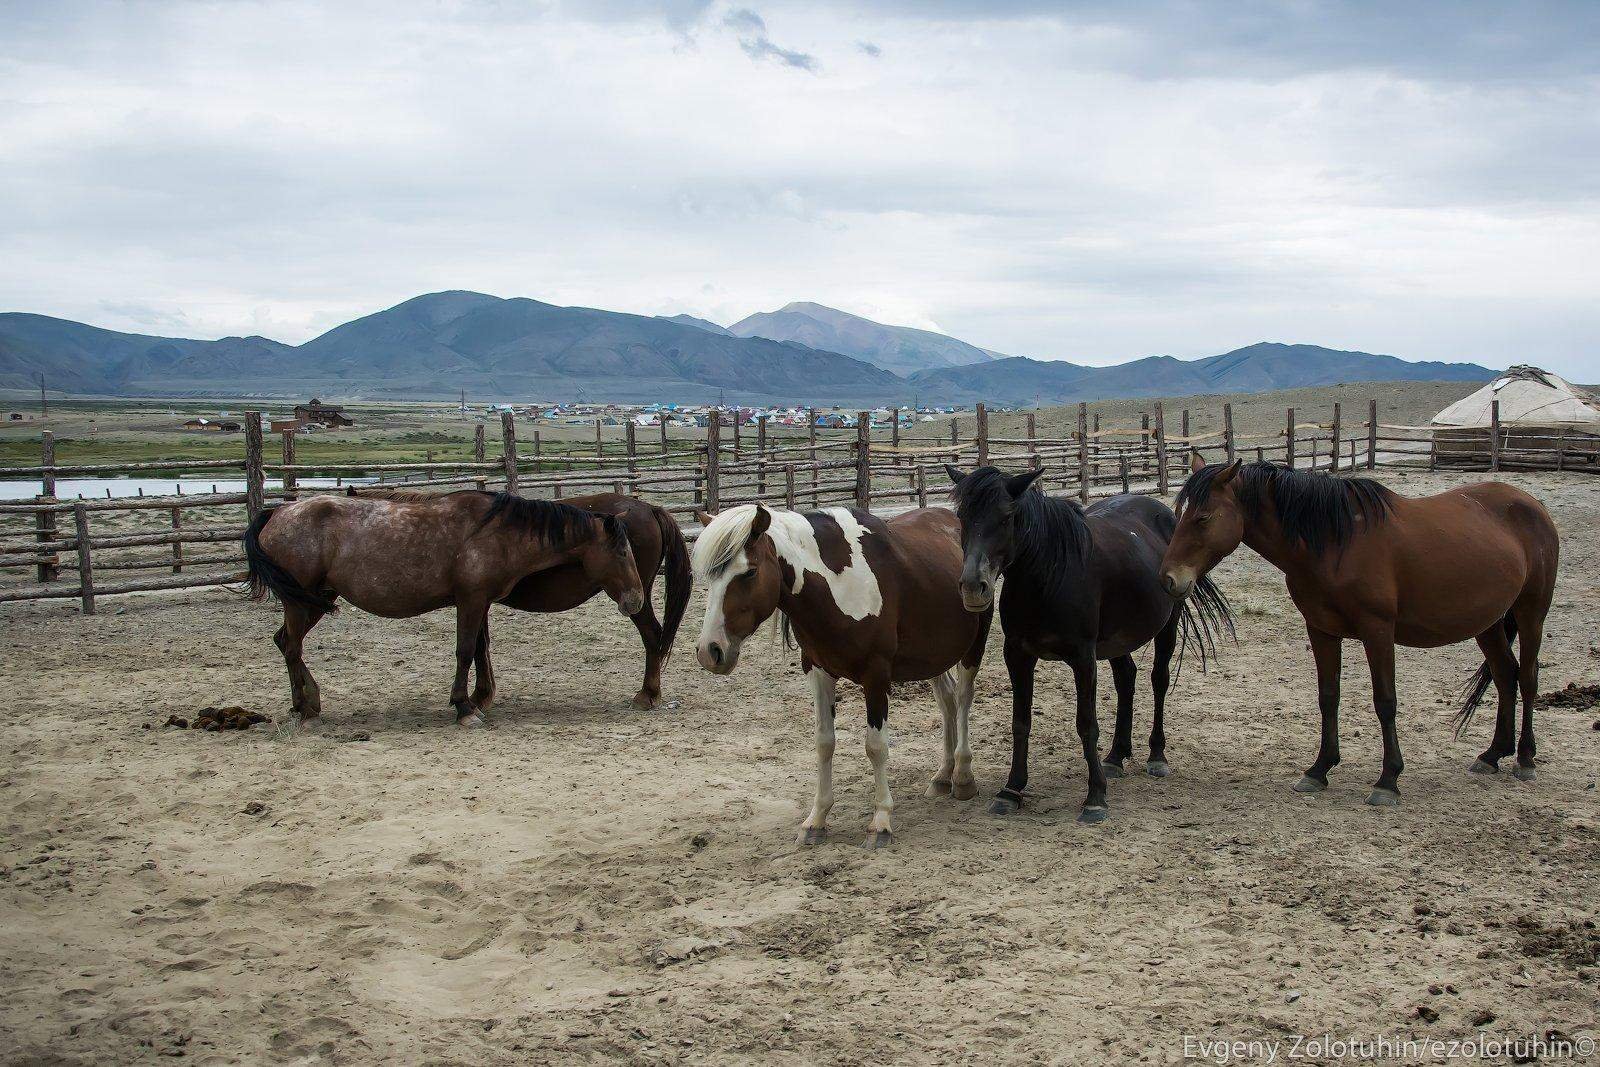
(1431, 365, 1600, 468)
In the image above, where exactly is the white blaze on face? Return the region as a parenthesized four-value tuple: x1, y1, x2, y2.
(696, 543, 749, 671)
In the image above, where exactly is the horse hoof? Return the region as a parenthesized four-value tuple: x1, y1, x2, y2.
(1146, 760, 1171, 778)
(1512, 764, 1537, 782)
(925, 779, 953, 798)
(1365, 788, 1400, 807)
(1470, 758, 1499, 775)
(1292, 775, 1327, 793)
(1077, 805, 1110, 825)
(797, 826, 827, 846)
(863, 830, 894, 850)
(629, 691, 659, 711)
(471, 693, 496, 713)
(457, 712, 486, 729)
(952, 779, 979, 801)
(1103, 762, 1126, 779)
(988, 793, 1022, 816)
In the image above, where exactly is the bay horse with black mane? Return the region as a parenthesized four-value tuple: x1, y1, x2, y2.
(1159, 455, 1559, 805)
(244, 490, 646, 727)
(947, 465, 1231, 824)
(692, 503, 992, 848)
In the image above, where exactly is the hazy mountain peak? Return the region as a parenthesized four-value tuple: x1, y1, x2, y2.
(730, 301, 1000, 375)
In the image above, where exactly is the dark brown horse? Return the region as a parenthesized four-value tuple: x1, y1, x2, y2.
(1160, 455, 1559, 804)
(691, 503, 992, 848)
(244, 490, 645, 727)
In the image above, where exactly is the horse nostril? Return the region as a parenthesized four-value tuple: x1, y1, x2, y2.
(708, 643, 723, 665)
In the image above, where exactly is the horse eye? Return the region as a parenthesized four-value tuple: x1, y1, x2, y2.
(739, 568, 757, 580)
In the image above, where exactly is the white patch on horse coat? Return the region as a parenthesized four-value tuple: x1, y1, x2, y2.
(694, 505, 883, 622)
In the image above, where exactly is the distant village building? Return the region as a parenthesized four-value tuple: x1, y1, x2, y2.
(182, 417, 240, 432)
(293, 398, 354, 428)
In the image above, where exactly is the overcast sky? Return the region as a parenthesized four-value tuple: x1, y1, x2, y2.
(3, 0, 1597, 376)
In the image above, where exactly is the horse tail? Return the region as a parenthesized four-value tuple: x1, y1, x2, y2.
(653, 504, 692, 655)
(243, 505, 337, 613)
(1455, 612, 1517, 738)
(1173, 574, 1235, 681)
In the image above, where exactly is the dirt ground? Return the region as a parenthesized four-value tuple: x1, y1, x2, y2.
(2, 467, 1597, 1065)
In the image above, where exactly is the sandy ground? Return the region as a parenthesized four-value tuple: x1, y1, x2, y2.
(2, 467, 1597, 1065)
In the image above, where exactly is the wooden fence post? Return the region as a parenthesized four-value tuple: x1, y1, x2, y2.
(474, 424, 487, 490)
(756, 415, 768, 498)
(1367, 399, 1378, 470)
(1490, 399, 1502, 471)
(808, 408, 819, 507)
(73, 503, 94, 614)
(244, 412, 264, 520)
(1286, 408, 1296, 469)
(1181, 409, 1191, 465)
(1026, 413, 1039, 469)
(595, 418, 603, 459)
(281, 430, 298, 499)
(975, 404, 989, 466)
(1119, 454, 1130, 494)
(1140, 413, 1151, 473)
(916, 464, 928, 508)
(170, 506, 183, 573)
(732, 414, 741, 456)
(36, 430, 58, 582)
(1223, 403, 1236, 464)
(1331, 403, 1342, 472)
(891, 407, 900, 468)
(1077, 403, 1090, 503)
(501, 411, 519, 493)
(660, 416, 669, 464)
(1154, 402, 1168, 495)
(784, 463, 796, 509)
(625, 421, 638, 492)
(950, 418, 959, 465)
(705, 409, 721, 511)
(855, 412, 871, 508)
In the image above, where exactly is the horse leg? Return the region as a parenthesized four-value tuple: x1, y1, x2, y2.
(1071, 648, 1110, 824)
(990, 637, 1036, 815)
(1469, 625, 1519, 774)
(627, 596, 665, 711)
(451, 599, 489, 727)
(1294, 625, 1342, 793)
(862, 676, 894, 849)
(950, 661, 980, 800)
(273, 601, 326, 724)
(1147, 615, 1177, 777)
(1512, 610, 1545, 782)
(1103, 655, 1136, 777)
(797, 668, 837, 846)
(926, 672, 958, 797)
(470, 608, 496, 711)
(1363, 634, 1403, 806)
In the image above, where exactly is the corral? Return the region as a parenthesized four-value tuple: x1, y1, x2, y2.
(0, 385, 1595, 1062)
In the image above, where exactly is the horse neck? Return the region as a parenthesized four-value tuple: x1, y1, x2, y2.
(1238, 488, 1316, 577)
(1006, 498, 1085, 582)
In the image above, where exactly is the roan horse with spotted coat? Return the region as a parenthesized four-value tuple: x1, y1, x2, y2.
(244, 490, 646, 727)
(692, 504, 992, 848)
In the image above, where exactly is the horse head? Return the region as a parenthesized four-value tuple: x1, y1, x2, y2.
(691, 505, 784, 674)
(946, 464, 1044, 612)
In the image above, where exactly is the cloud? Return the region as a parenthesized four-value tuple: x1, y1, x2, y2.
(856, 40, 881, 57)
(721, 7, 819, 71)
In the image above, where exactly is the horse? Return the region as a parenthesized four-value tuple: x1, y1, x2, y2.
(1159, 455, 1559, 805)
(351, 490, 691, 711)
(947, 465, 1231, 824)
(691, 503, 992, 848)
(243, 490, 646, 727)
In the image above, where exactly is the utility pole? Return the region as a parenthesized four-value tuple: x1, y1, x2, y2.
(39, 373, 47, 417)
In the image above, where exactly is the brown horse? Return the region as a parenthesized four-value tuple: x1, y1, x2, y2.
(244, 490, 645, 727)
(692, 503, 992, 848)
(1159, 455, 1559, 804)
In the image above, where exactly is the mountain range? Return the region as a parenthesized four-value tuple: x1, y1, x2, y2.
(0, 291, 1495, 405)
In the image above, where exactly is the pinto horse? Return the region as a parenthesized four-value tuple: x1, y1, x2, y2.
(244, 490, 645, 727)
(692, 503, 992, 848)
(1159, 455, 1559, 804)
(948, 466, 1231, 824)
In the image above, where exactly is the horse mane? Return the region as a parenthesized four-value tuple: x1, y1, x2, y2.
(691, 504, 768, 580)
(345, 486, 447, 502)
(1178, 461, 1395, 555)
(953, 466, 1092, 573)
(478, 492, 622, 551)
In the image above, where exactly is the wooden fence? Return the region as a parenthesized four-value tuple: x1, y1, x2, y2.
(3, 398, 1592, 613)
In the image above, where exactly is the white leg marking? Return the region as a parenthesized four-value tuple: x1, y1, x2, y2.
(928, 672, 957, 795)
(864, 722, 893, 837)
(953, 663, 978, 798)
(798, 669, 836, 844)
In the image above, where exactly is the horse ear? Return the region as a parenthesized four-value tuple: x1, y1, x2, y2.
(1006, 467, 1045, 497)
(944, 464, 967, 485)
(1213, 458, 1243, 487)
(1190, 452, 1206, 474)
(695, 509, 716, 527)
(747, 504, 772, 542)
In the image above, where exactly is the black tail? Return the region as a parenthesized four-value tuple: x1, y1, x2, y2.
(243, 506, 338, 613)
(1455, 612, 1517, 738)
(654, 504, 692, 655)
(1173, 574, 1235, 681)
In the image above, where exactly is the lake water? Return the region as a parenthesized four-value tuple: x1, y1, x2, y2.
(0, 477, 373, 502)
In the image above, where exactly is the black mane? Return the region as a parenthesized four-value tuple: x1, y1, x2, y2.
(1178, 461, 1395, 556)
(477, 492, 623, 551)
(953, 466, 1092, 578)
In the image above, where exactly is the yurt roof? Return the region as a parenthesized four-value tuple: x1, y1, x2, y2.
(1432, 365, 1600, 428)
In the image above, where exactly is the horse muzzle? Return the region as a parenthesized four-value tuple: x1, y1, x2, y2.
(696, 638, 741, 675)
(617, 590, 645, 616)
(959, 581, 994, 613)
(1160, 569, 1195, 600)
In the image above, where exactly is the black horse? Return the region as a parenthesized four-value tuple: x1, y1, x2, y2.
(947, 465, 1231, 823)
